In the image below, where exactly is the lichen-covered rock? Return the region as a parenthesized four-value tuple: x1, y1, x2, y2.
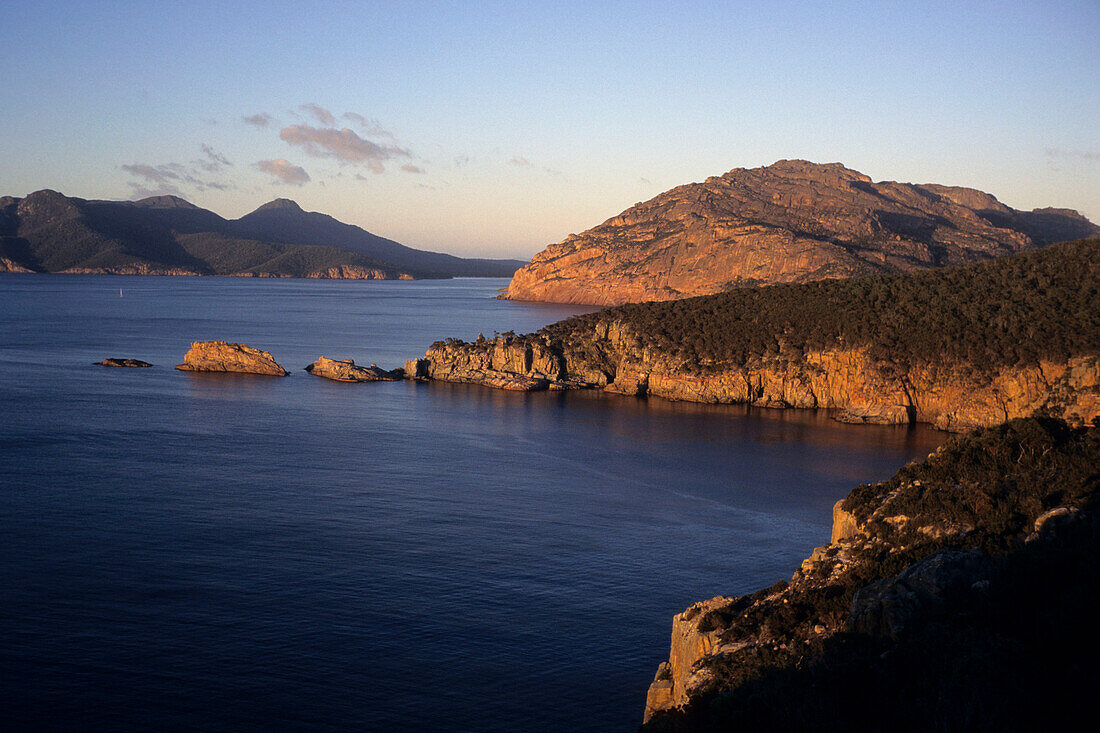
(304, 356, 402, 382)
(175, 341, 288, 376)
(847, 549, 993, 639)
(96, 358, 152, 367)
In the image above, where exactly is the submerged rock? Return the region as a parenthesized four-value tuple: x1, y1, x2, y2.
(304, 356, 402, 382)
(96, 358, 152, 367)
(175, 341, 289, 376)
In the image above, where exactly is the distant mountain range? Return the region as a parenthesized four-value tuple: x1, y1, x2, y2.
(0, 190, 526, 279)
(504, 160, 1100, 305)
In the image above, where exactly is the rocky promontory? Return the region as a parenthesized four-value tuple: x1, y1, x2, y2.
(305, 356, 402, 382)
(640, 417, 1100, 731)
(405, 334, 570, 392)
(504, 160, 1098, 305)
(407, 239, 1100, 432)
(175, 341, 289, 376)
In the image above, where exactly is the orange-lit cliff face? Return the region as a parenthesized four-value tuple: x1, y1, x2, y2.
(504, 160, 1098, 305)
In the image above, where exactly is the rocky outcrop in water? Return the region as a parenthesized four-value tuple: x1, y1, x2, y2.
(175, 341, 289, 376)
(504, 160, 1098, 305)
(0, 257, 35, 273)
(405, 334, 570, 392)
(404, 331, 1099, 431)
(305, 356, 402, 382)
(641, 418, 1100, 731)
(96, 358, 152, 367)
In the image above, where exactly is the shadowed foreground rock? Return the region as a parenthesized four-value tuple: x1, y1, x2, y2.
(641, 418, 1100, 732)
(304, 356, 402, 382)
(175, 341, 289, 376)
(96, 358, 152, 367)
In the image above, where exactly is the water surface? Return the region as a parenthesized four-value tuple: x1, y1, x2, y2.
(0, 275, 944, 730)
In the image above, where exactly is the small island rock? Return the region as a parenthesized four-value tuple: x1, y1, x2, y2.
(175, 341, 289, 376)
(305, 356, 402, 382)
(96, 358, 152, 367)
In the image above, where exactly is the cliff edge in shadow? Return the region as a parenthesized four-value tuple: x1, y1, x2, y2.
(640, 417, 1100, 731)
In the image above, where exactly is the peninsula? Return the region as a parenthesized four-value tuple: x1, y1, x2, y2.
(408, 237, 1100, 432)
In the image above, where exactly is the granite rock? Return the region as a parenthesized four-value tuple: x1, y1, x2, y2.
(175, 340, 289, 375)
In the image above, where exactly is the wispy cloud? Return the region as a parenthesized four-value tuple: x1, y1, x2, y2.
(401, 163, 426, 174)
(121, 153, 234, 197)
(510, 154, 562, 176)
(196, 144, 232, 172)
(121, 164, 184, 196)
(279, 124, 410, 173)
(300, 103, 336, 126)
(255, 159, 311, 185)
(343, 112, 395, 139)
(1045, 147, 1100, 161)
(243, 112, 274, 128)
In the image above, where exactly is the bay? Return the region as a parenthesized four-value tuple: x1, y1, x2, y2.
(0, 275, 944, 731)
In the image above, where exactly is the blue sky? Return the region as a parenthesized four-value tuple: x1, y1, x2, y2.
(1, 0, 1096, 258)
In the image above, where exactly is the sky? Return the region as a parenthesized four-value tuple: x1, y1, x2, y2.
(1, 0, 1097, 259)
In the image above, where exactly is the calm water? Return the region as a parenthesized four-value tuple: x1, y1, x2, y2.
(0, 275, 944, 731)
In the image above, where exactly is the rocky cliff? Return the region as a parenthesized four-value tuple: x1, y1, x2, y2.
(640, 418, 1100, 731)
(504, 160, 1098, 305)
(409, 239, 1100, 431)
(407, 332, 1098, 432)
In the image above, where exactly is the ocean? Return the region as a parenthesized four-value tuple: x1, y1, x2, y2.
(0, 275, 944, 731)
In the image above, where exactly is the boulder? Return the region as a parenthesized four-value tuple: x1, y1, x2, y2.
(305, 356, 402, 382)
(848, 549, 993, 639)
(404, 358, 430, 380)
(175, 341, 289, 376)
(831, 499, 861, 543)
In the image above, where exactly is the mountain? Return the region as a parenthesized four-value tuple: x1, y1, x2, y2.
(0, 191, 525, 279)
(503, 160, 1099, 305)
(233, 199, 526, 278)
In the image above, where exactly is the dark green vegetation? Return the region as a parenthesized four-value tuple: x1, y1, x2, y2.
(547, 237, 1100, 374)
(644, 418, 1100, 732)
(0, 190, 525, 278)
(843, 418, 1097, 551)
